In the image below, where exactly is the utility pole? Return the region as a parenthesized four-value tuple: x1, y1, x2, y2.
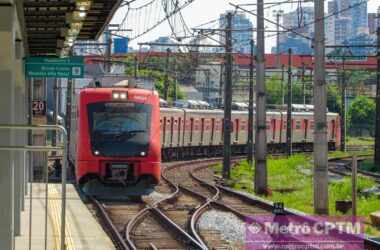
(163, 48, 171, 101)
(340, 56, 346, 152)
(222, 12, 233, 180)
(174, 58, 178, 102)
(254, 0, 267, 194)
(219, 63, 224, 107)
(286, 49, 293, 156)
(65, 79, 73, 161)
(281, 64, 285, 106)
(52, 79, 58, 156)
(106, 29, 112, 73)
(375, 27, 380, 165)
(301, 62, 306, 105)
(134, 55, 138, 79)
(248, 39, 255, 164)
(314, 0, 329, 215)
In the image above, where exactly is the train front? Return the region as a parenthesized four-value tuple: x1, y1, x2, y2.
(76, 87, 161, 197)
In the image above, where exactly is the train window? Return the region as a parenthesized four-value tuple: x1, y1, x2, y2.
(296, 120, 301, 130)
(310, 121, 314, 130)
(190, 118, 194, 142)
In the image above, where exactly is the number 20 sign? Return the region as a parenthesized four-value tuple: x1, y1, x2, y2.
(32, 100, 46, 115)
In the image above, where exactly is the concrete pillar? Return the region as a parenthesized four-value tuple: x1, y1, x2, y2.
(0, 4, 17, 249)
(14, 39, 25, 235)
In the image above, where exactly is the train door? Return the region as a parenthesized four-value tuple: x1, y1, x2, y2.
(190, 118, 194, 145)
(331, 119, 336, 140)
(211, 118, 215, 145)
(221, 118, 224, 143)
(235, 119, 239, 143)
(163, 117, 166, 146)
(279, 114, 283, 143)
(304, 119, 308, 141)
(178, 117, 182, 146)
(271, 119, 276, 142)
(201, 118, 205, 145)
(170, 117, 174, 146)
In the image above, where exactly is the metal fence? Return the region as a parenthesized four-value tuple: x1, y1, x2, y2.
(0, 124, 67, 250)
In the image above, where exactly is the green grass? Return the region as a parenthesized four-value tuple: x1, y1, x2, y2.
(346, 136, 374, 146)
(328, 150, 373, 158)
(214, 155, 380, 235)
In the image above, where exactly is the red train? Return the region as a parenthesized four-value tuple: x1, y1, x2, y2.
(70, 87, 161, 195)
(70, 85, 341, 195)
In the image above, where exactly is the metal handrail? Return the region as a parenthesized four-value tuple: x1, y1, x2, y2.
(0, 124, 68, 250)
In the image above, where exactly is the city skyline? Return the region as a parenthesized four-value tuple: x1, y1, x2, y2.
(111, 0, 380, 53)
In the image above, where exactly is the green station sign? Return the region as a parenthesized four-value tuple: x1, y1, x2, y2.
(25, 57, 84, 78)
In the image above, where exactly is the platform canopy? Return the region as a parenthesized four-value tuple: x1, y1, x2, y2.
(24, 0, 122, 56)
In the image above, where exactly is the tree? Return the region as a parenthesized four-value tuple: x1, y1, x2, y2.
(326, 84, 341, 114)
(348, 96, 375, 136)
(124, 55, 184, 101)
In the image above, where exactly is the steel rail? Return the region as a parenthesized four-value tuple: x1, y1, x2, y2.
(89, 197, 129, 250)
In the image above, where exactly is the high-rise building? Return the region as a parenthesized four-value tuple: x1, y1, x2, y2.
(219, 11, 253, 54)
(368, 13, 378, 34)
(326, 0, 369, 49)
(277, 6, 314, 54)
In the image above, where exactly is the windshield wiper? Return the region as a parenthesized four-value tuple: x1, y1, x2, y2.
(113, 130, 147, 141)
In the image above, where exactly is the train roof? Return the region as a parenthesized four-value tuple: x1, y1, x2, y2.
(80, 87, 158, 97)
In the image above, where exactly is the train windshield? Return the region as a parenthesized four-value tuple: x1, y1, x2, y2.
(87, 102, 152, 157)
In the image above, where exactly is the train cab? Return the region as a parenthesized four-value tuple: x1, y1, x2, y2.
(74, 87, 161, 195)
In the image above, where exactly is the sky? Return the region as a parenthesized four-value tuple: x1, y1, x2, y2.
(110, 0, 380, 52)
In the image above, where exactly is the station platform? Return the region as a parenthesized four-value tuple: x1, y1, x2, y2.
(15, 183, 114, 250)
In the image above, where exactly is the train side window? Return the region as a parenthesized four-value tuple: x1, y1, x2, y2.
(310, 121, 314, 130)
(190, 118, 194, 143)
(235, 119, 239, 141)
(296, 120, 301, 130)
(266, 121, 270, 130)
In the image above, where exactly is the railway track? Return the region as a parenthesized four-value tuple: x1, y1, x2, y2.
(88, 156, 380, 250)
(328, 155, 380, 181)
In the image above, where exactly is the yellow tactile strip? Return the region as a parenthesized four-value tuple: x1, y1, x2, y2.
(48, 184, 76, 250)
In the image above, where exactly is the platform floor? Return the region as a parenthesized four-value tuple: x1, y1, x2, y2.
(15, 183, 114, 250)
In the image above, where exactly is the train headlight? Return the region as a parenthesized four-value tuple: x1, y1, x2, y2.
(112, 93, 120, 99)
(140, 152, 146, 156)
(120, 93, 127, 99)
(112, 91, 128, 100)
(94, 150, 100, 155)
